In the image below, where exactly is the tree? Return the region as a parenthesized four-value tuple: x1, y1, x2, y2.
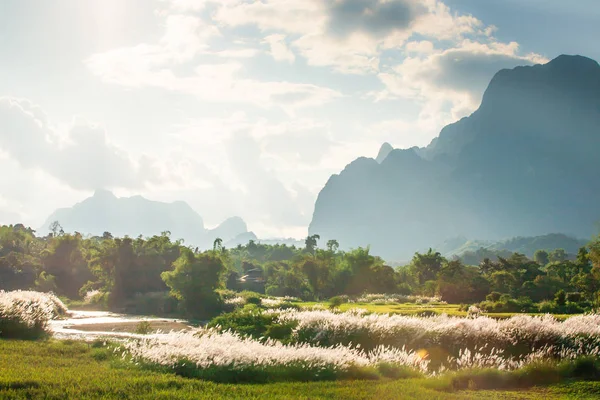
(437, 260, 490, 303)
(555, 289, 566, 306)
(48, 221, 63, 237)
(304, 234, 321, 255)
(489, 270, 517, 294)
(410, 248, 445, 285)
(326, 239, 339, 253)
(342, 247, 390, 295)
(576, 247, 592, 273)
(300, 257, 330, 298)
(589, 236, 600, 268)
(161, 249, 225, 319)
(0, 224, 41, 290)
(42, 233, 91, 298)
(549, 248, 567, 263)
(534, 250, 549, 266)
(213, 237, 223, 252)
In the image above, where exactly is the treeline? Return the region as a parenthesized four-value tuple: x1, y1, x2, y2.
(2, 223, 600, 318)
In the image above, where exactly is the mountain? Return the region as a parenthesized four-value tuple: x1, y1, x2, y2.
(309, 55, 600, 261)
(439, 233, 588, 259)
(41, 190, 249, 248)
(375, 142, 394, 163)
(224, 231, 259, 248)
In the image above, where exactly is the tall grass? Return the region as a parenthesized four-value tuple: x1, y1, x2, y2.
(118, 326, 600, 382)
(0, 291, 67, 339)
(120, 329, 430, 382)
(273, 308, 600, 357)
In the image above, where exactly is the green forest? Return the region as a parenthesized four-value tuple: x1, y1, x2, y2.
(3, 222, 600, 319)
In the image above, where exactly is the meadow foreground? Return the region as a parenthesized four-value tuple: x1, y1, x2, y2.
(3, 291, 600, 399)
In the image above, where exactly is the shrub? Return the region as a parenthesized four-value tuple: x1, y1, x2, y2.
(538, 300, 556, 313)
(239, 291, 264, 300)
(563, 302, 584, 314)
(135, 320, 153, 335)
(246, 296, 262, 306)
(329, 296, 346, 309)
(0, 291, 66, 340)
(486, 292, 502, 302)
(122, 292, 179, 316)
(207, 308, 295, 342)
(555, 290, 567, 307)
(278, 302, 300, 311)
(566, 292, 583, 303)
(499, 294, 512, 303)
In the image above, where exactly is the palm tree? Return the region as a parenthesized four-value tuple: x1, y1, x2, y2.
(304, 234, 320, 255)
(213, 237, 223, 252)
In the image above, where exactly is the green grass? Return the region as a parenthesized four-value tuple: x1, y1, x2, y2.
(300, 302, 573, 320)
(2, 340, 600, 399)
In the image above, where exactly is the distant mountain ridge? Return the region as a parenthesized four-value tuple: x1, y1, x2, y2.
(41, 190, 249, 249)
(437, 233, 588, 259)
(309, 55, 600, 260)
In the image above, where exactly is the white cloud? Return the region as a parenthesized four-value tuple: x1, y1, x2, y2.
(263, 34, 295, 63)
(0, 97, 166, 191)
(86, 9, 339, 111)
(0, 155, 88, 228)
(207, 0, 500, 75)
(293, 32, 381, 74)
(214, 48, 260, 58)
(405, 40, 435, 54)
(213, 0, 325, 34)
(377, 41, 548, 123)
(162, 0, 209, 11)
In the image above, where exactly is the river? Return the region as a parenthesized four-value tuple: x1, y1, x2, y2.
(50, 310, 192, 340)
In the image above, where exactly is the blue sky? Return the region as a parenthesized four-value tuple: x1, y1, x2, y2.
(0, 0, 597, 238)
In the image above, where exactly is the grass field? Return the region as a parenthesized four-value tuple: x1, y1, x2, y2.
(2, 340, 600, 399)
(298, 302, 573, 320)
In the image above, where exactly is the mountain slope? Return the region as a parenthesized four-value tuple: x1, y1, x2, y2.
(309, 55, 600, 260)
(41, 190, 248, 248)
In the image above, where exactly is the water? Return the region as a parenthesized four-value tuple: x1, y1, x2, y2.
(51, 310, 190, 340)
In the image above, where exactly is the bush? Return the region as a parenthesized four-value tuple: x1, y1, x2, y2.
(122, 292, 178, 316)
(0, 291, 67, 340)
(566, 292, 583, 303)
(563, 302, 584, 314)
(446, 357, 600, 391)
(486, 292, 502, 302)
(246, 296, 262, 306)
(239, 291, 264, 300)
(555, 290, 567, 307)
(135, 320, 153, 335)
(207, 308, 295, 342)
(477, 297, 536, 313)
(278, 302, 301, 311)
(0, 301, 49, 340)
(329, 296, 346, 309)
(538, 300, 556, 313)
(216, 289, 237, 300)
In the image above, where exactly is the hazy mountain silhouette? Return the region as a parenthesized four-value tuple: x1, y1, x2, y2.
(309, 55, 600, 261)
(375, 142, 394, 163)
(41, 190, 249, 248)
(437, 233, 588, 259)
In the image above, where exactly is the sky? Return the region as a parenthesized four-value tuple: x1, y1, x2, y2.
(0, 0, 598, 238)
